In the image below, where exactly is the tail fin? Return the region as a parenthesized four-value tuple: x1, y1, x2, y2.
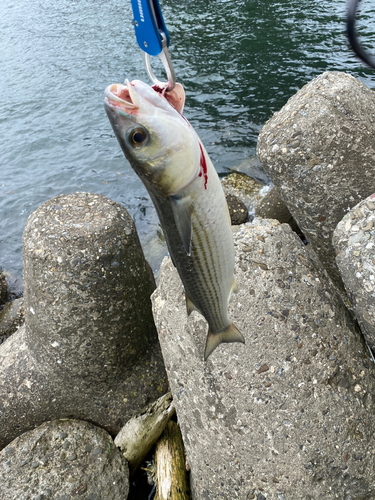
(204, 323, 245, 361)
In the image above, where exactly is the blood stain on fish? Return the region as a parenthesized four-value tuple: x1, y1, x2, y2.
(199, 143, 208, 189)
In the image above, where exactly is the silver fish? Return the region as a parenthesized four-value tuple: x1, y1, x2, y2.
(104, 79, 244, 360)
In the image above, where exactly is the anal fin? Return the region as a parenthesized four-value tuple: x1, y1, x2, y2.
(204, 323, 245, 361)
(186, 294, 200, 316)
(231, 276, 238, 294)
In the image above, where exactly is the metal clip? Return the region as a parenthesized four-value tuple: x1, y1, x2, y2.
(131, 0, 176, 90)
(142, 32, 176, 91)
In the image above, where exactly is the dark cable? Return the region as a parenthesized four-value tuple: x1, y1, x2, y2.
(347, 0, 375, 68)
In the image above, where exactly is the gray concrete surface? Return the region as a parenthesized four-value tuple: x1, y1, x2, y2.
(257, 72, 375, 296)
(334, 193, 375, 350)
(0, 419, 129, 499)
(0, 192, 168, 449)
(152, 218, 375, 499)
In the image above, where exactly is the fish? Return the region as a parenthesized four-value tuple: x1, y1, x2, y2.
(104, 79, 245, 360)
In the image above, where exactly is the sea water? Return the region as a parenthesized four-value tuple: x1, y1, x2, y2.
(1, 0, 375, 280)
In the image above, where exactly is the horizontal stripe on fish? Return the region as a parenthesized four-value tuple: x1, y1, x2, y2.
(104, 79, 245, 360)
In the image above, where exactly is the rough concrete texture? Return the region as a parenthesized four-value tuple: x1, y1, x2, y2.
(0, 419, 129, 499)
(257, 187, 294, 226)
(0, 192, 168, 449)
(257, 72, 375, 294)
(0, 297, 24, 344)
(333, 193, 375, 350)
(152, 218, 375, 500)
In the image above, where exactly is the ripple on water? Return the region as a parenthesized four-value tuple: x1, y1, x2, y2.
(1, 0, 375, 279)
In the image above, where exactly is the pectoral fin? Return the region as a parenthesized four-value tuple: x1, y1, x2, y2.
(170, 194, 193, 255)
(204, 323, 245, 361)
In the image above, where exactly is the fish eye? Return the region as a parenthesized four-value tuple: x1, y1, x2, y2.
(129, 127, 148, 148)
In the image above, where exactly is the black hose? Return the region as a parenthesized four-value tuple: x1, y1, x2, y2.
(347, 0, 375, 68)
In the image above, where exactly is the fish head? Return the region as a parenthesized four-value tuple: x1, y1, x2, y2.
(104, 79, 201, 196)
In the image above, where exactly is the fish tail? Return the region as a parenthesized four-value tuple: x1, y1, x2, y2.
(204, 323, 245, 361)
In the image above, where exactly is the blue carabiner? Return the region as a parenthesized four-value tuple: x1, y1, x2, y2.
(131, 0, 170, 56)
(130, 0, 176, 90)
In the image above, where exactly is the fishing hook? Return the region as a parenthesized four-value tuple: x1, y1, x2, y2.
(347, 0, 375, 68)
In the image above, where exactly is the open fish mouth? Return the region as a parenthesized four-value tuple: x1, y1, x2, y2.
(104, 79, 186, 115)
(104, 81, 137, 114)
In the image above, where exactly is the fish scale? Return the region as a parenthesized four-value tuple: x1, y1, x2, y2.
(104, 79, 245, 360)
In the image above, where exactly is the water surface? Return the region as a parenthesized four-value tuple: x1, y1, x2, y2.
(1, 0, 375, 280)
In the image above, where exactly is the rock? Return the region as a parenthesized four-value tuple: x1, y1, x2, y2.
(152, 218, 375, 499)
(221, 171, 264, 211)
(229, 156, 271, 185)
(115, 392, 175, 476)
(256, 187, 293, 225)
(2, 270, 23, 301)
(256, 186, 304, 240)
(0, 271, 7, 306)
(221, 173, 301, 236)
(0, 297, 25, 344)
(257, 71, 375, 295)
(0, 419, 129, 499)
(333, 193, 375, 349)
(0, 192, 168, 449)
(225, 194, 249, 225)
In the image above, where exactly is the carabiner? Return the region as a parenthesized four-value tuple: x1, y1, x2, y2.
(142, 32, 176, 91)
(131, 0, 176, 90)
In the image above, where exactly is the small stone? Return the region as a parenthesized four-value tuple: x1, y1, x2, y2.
(363, 220, 374, 231)
(257, 365, 269, 374)
(225, 194, 249, 225)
